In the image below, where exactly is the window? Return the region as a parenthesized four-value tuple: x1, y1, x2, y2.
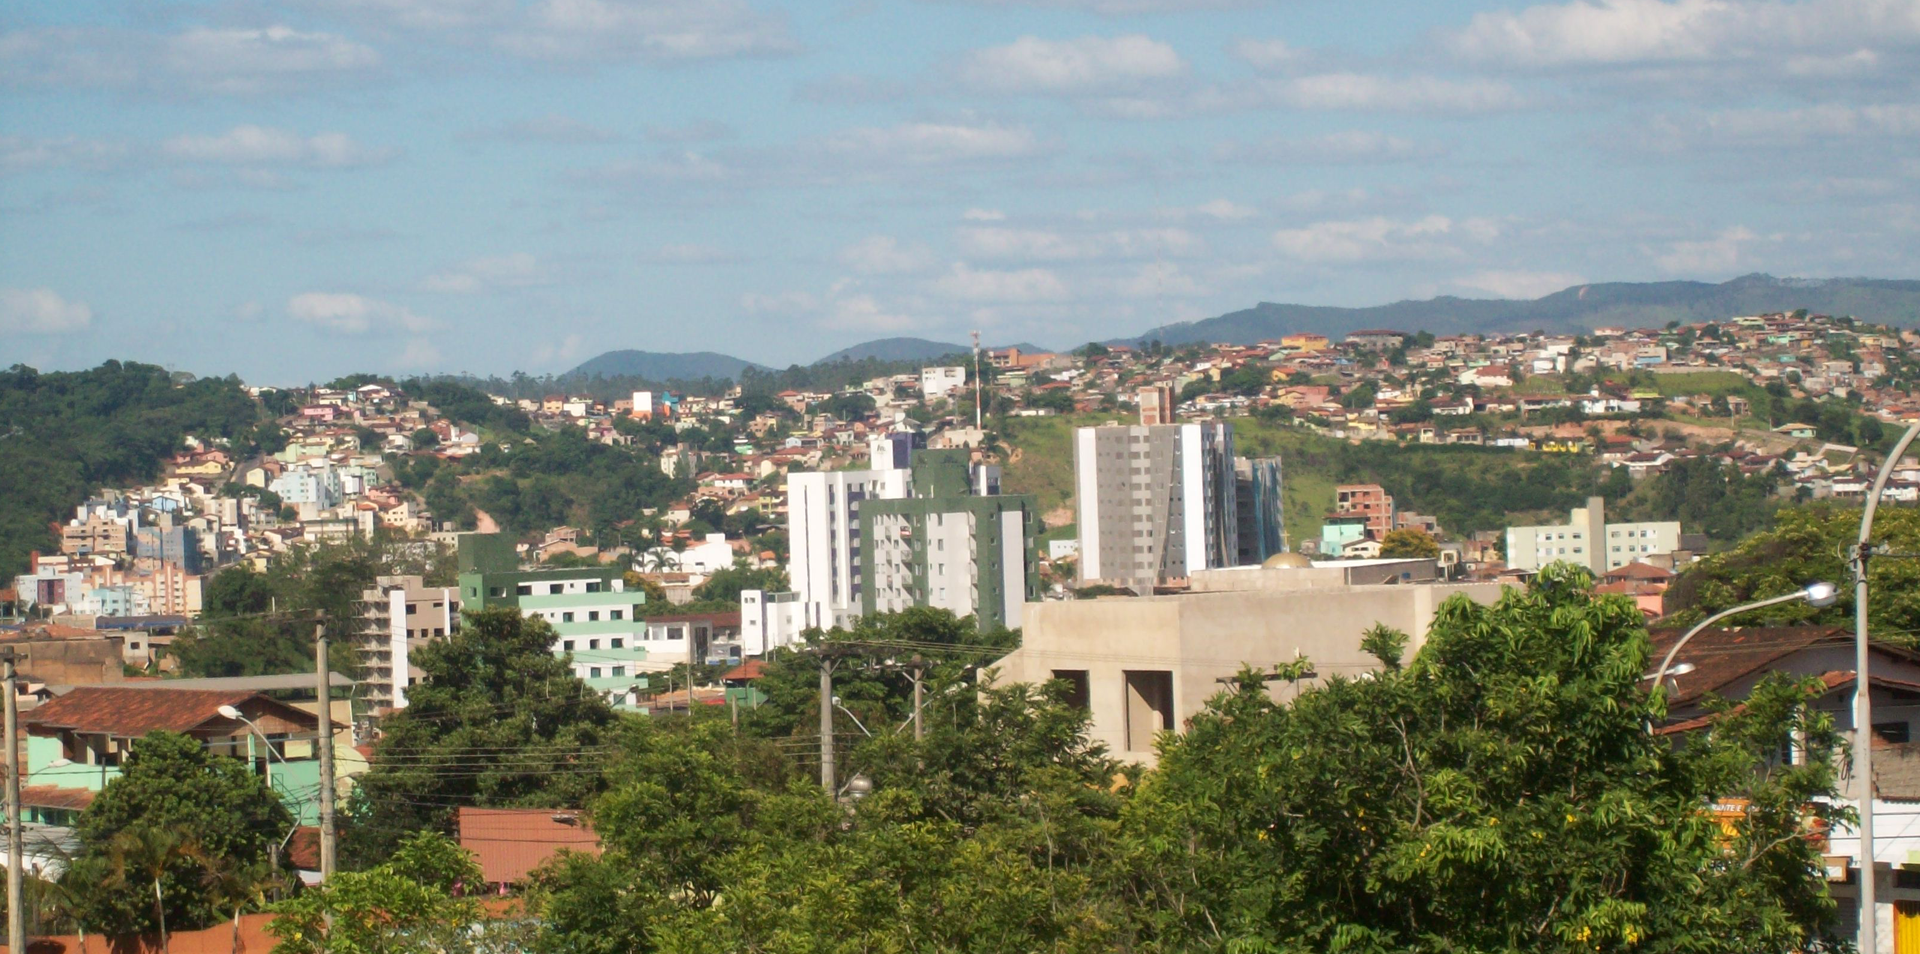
(1876, 722, 1912, 744)
(1051, 670, 1091, 711)
(1123, 670, 1174, 752)
(588, 611, 600, 621)
(513, 585, 530, 596)
(434, 628, 445, 637)
(611, 666, 625, 677)
(589, 667, 602, 679)
(405, 604, 418, 615)
(562, 640, 575, 651)
(550, 584, 564, 595)
(562, 612, 575, 623)
(611, 609, 624, 620)
(611, 638, 624, 649)
(589, 639, 600, 650)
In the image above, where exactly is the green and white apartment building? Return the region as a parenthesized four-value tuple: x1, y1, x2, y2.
(455, 533, 658, 708)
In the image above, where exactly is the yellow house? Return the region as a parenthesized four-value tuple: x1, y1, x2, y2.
(1281, 333, 1330, 352)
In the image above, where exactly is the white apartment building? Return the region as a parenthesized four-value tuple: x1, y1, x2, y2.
(1074, 422, 1238, 590)
(920, 366, 967, 401)
(741, 590, 804, 656)
(355, 575, 460, 713)
(270, 462, 345, 510)
(1503, 496, 1682, 574)
(786, 459, 910, 630)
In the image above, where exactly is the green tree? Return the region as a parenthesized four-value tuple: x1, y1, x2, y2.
(1666, 504, 1920, 634)
(69, 732, 291, 937)
(1378, 527, 1441, 559)
(343, 607, 619, 862)
(1120, 565, 1849, 952)
(268, 832, 518, 954)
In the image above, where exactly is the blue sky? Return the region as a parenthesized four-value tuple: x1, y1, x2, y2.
(2, 0, 1917, 384)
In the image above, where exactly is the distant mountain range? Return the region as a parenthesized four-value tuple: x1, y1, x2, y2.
(565, 275, 1920, 380)
(566, 350, 770, 381)
(1118, 274, 1920, 347)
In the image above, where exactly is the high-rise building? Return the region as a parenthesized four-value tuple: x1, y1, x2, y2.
(859, 449, 1041, 631)
(455, 533, 654, 708)
(1504, 496, 1682, 574)
(1073, 422, 1238, 590)
(1138, 385, 1176, 426)
(354, 575, 459, 713)
(782, 429, 918, 630)
(1234, 457, 1287, 565)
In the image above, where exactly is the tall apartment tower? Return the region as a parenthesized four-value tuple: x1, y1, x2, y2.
(783, 428, 918, 630)
(354, 575, 459, 714)
(1234, 457, 1287, 565)
(1138, 385, 1176, 426)
(1074, 422, 1238, 590)
(860, 449, 1041, 631)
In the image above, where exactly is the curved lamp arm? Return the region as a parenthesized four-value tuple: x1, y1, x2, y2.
(1650, 582, 1839, 700)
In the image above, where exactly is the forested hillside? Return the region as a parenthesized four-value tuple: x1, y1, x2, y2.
(0, 362, 268, 577)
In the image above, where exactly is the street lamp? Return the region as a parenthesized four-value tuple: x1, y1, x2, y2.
(1648, 581, 1839, 694)
(217, 704, 291, 789)
(830, 696, 873, 738)
(1849, 419, 1920, 954)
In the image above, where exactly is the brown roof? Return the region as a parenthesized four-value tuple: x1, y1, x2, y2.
(1646, 625, 1851, 708)
(287, 826, 321, 870)
(20, 785, 94, 812)
(458, 808, 600, 885)
(722, 659, 768, 683)
(1606, 562, 1675, 582)
(24, 687, 318, 740)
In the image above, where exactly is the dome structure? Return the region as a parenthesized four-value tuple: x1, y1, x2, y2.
(1261, 551, 1313, 569)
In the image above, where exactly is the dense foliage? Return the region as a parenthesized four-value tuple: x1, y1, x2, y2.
(0, 362, 265, 576)
(1667, 504, 1920, 634)
(1617, 455, 1791, 546)
(342, 607, 620, 863)
(67, 731, 292, 937)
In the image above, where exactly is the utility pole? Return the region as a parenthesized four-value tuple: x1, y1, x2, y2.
(909, 655, 926, 742)
(4, 648, 21, 954)
(971, 330, 983, 431)
(818, 655, 836, 792)
(314, 622, 336, 882)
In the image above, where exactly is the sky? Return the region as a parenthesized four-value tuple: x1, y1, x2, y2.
(2, 0, 1918, 384)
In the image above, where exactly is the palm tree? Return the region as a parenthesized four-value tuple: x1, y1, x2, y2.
(103, 825, 204, 954)
(200, 856, 280, 954)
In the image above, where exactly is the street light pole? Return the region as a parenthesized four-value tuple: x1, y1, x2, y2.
(1850, 419, 1920, 954)
(1649, 582, 1839, 692)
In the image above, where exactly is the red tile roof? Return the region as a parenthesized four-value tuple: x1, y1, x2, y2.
(458, 808, 600, 885)
(24, 687, 318, 740)
(1646, 625, 1855, 708)
(722, 659, 768, 682)
(20, 785, 94, 812)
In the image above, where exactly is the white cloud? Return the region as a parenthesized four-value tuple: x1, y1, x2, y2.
(311, 0, 518, 31)
(643, 243, 737, 264)
(940, 0, 1269, 13)
(466, 114, 619, 144)
(821, 122, 1044, 164)
(957, 35, 1185, 94)
(1229, 38, 1303, 70)
(1271, 215, 1468, 263)
(1654, 225, 1758, 273)
(396, 337, 446, 369)
(1215, 130, 1426, 164)
(1116, 262, 1204, 297)
(496, 0, 798, 62)
(0, 135, 129, 174)
(957, 226, 1202, 262)
(530, 331, 589, 366)
(0, 25, 380, 95)
(163, 126, 393, 167)
(824, 294, 920, 332)
(963, 208, 1007, 221)
(840, 236, 936, 275)
(1454, 269, 1586, 298)
(934, 263, 1070, 302)
(1254, 73, 1525, 112)
(645, 119, 733, 142)
(739, 290, 819, 314)
(0, 287, 92, 333)
(287, 292, 437, 333)
(421, 253, 547, 294)
(1441, 0, 1920, 69)
(1196, 199, 1259, 220)
(1645, 103, 1920, 149)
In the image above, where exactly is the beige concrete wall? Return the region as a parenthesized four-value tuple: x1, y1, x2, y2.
(991, 581, 1505, 764)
